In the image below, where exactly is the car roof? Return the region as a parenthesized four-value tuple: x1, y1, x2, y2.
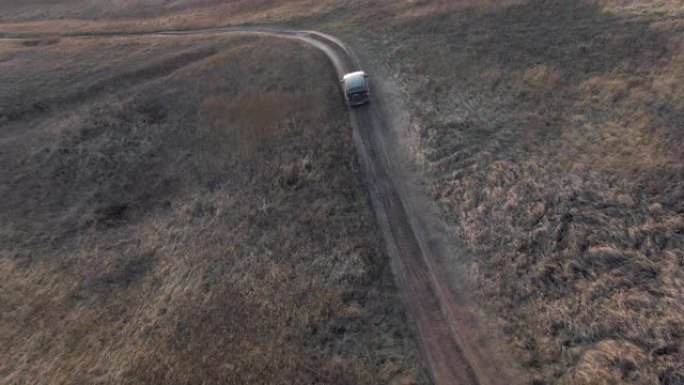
(343, 71, 367, 80)
(343, 71, 368, 91)
(345, 76, 366, 91)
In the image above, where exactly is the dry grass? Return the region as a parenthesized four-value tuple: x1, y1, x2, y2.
(0, 35, 225, 125)
(0, 35, 428, 384)
(0, 0, 347, 35)
(349, 1, 683, 384)
(1, 1, 683, 384)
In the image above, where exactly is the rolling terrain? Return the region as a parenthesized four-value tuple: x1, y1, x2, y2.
(1, 1, 683, 384)
(0, 34, 428, 384)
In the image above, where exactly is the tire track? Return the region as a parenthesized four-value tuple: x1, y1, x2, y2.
(1, 46, 218, 125)
(300, 30, 514, 385)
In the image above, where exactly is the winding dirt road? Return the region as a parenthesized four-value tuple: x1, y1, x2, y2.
(2, 27, 514, 385)
(288, 30, 513, 385)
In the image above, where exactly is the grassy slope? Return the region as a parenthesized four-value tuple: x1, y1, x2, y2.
(0, 35, 428, 384)
(346, 1, 684, 384)
(292, 1, 683, 383)
(1, 0, 683, 384)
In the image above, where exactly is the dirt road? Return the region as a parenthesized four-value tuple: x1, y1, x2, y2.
(290, 30, 514, 385)
(2, 27, 515, 385)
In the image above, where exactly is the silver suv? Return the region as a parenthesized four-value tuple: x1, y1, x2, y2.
(341, 71, 371, 106)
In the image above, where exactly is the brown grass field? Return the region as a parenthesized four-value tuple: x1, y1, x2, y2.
(0, 35, 428, 384)
(355, 2, 684, 384)
(1, 0, 683, 384)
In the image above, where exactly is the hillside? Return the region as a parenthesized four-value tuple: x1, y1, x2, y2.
(370, 2, 684, 384)
(0, 34, 428, 384)
(1, 0, 682, 384)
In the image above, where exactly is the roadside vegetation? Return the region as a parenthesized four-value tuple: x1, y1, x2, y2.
(357, 2, 684, 384)
(0, 35, 428, 384)
(1, 1, 682, 384)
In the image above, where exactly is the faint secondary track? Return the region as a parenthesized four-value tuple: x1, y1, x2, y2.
(1, 27, 514, 385)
